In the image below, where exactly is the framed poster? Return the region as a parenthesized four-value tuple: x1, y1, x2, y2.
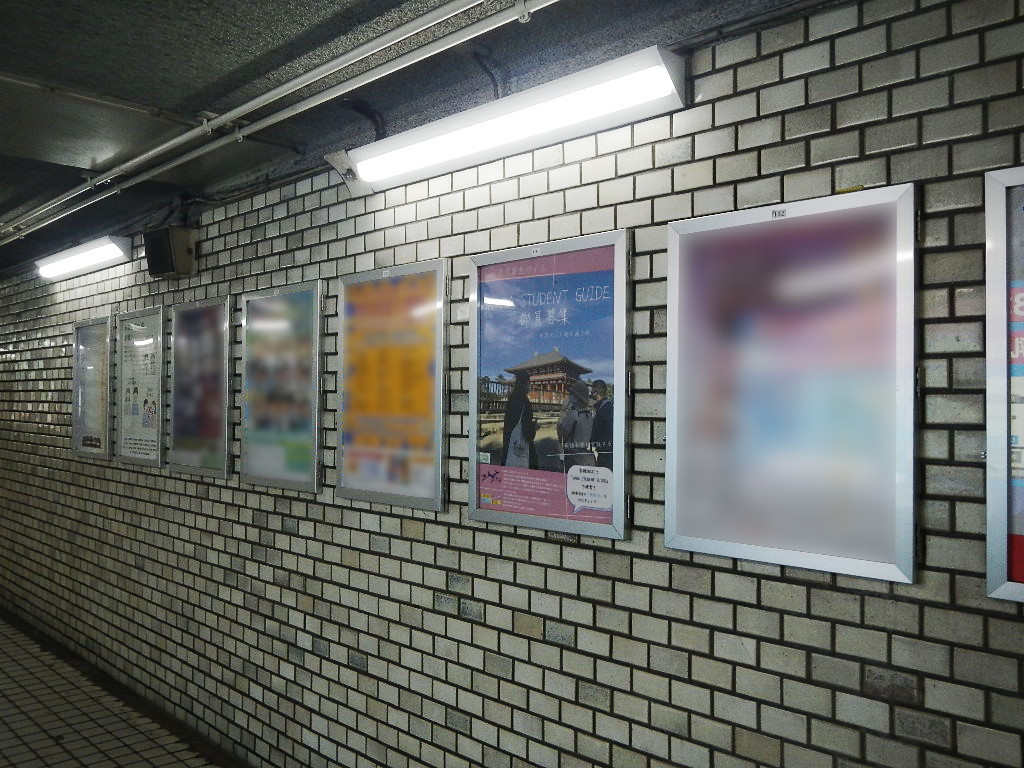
(338, 260, 447, 510)
(665, 184, 915, 582)
(240, 281, 321, 492)
(169, 296, 231, 478)
(986, 165, 1024, 601)
(72, 316, 112, 458)
(115, 307, 164, 467)
(469, 230, 629, 539)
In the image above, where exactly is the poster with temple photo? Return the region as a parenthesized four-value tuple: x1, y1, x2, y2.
(240, 281, 321, 493)
(666, 184, 916, 582)
(115, 306, 164, 467)
(985, 165, 1024, 602)
(469, 231, 628, 539)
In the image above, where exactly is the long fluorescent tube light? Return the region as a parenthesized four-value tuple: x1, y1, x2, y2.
(36, 235, 131, 280)
(343, 46, 687, 192)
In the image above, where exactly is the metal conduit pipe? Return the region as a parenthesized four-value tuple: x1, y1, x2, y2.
(0, 0, 486, 236)
(0, 0, 562, 248)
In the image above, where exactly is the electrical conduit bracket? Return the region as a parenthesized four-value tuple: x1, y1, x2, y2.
(323, 149, 375, 198)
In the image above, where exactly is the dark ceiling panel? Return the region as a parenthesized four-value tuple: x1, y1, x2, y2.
(151, 136, 298, 189)
(0, 156, 89, 222)
(0, 0, 836, 274)
(0, 0, 435, 116)
(0, 76, 190, 171)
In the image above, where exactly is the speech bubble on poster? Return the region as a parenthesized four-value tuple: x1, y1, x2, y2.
(566, 465, 613, 513)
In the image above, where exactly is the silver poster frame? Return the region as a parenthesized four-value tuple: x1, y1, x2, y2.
(665, 184, 916, 582)
(71, 315, 112, 459)
(469, 230, 629, 539)
(168, 295, 231, 479)
(985, 165, 1024, 602)
(240, 280, 322, 493)
(337, 259, 448, 511)
(114, 306, 165, 468)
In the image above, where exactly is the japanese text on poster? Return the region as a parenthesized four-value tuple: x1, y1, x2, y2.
(476, 246, 616, 523)
(118, 311, 161, 462)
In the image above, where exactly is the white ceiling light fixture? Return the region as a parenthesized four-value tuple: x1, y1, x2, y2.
(35, 235, 131, 280)
(331, 45, 687, 194)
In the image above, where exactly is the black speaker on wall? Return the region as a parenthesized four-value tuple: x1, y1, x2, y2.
(145, 225, 198, 278)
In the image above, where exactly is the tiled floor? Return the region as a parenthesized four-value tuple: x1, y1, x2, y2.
(0, 616, 227, 768)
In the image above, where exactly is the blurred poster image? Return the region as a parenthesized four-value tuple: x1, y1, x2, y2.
(171, 300, 227, 474)
(242, 285, 319, 490)
(678, 207, 899, 565)
(1007, 184, 1024, 582)
(73, 320, 110, 456)
(117, 309, 162, 463)
(476, 246, 616, 524)
(341, 269, 440, 503)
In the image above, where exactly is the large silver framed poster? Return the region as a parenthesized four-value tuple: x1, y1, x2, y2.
(240, 281, 321, 493)
(666, 184, 915, 582)
(338, 260, 447, 510)
(72, 316, 112, 458)
(986, 165, 1024, 602)
(469, 230, 629, 539)
(169, 296, 231, 478)
(115, 306, 164, 467)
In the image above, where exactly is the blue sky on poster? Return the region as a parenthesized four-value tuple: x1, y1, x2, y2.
(479, 269, 615, 382)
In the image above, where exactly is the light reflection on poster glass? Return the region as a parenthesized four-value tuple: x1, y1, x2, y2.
(666, 185, 914, 581)
(339, 263, 445, 509)
(241, 283, 320, 492)
(116, 308, 163, 466)
(72, 318, 111, 458)
(170, 298, 229, 476)
(986, 166, 1024, 601)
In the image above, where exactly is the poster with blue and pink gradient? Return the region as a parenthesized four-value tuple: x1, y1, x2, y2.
(1007, 184, 1024, 582)
(475, 246, 616, 525)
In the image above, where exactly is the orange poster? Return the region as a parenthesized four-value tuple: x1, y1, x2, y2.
(341, 267, 441, 504)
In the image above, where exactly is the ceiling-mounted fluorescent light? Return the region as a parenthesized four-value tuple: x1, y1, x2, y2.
(35, 236, 131, 280)
(337, 46, 687, 193)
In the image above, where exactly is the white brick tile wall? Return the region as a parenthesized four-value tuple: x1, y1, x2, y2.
(1, 4, 1023, 768)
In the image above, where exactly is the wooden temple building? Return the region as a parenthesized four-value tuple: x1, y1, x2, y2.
(479, 348, 591, 413)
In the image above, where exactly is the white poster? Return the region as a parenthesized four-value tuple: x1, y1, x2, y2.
(117, 308, 163, 465)
(72, 318, 111, 457)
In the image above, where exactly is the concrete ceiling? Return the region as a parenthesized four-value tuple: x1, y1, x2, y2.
(0, 0, 827, 275)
